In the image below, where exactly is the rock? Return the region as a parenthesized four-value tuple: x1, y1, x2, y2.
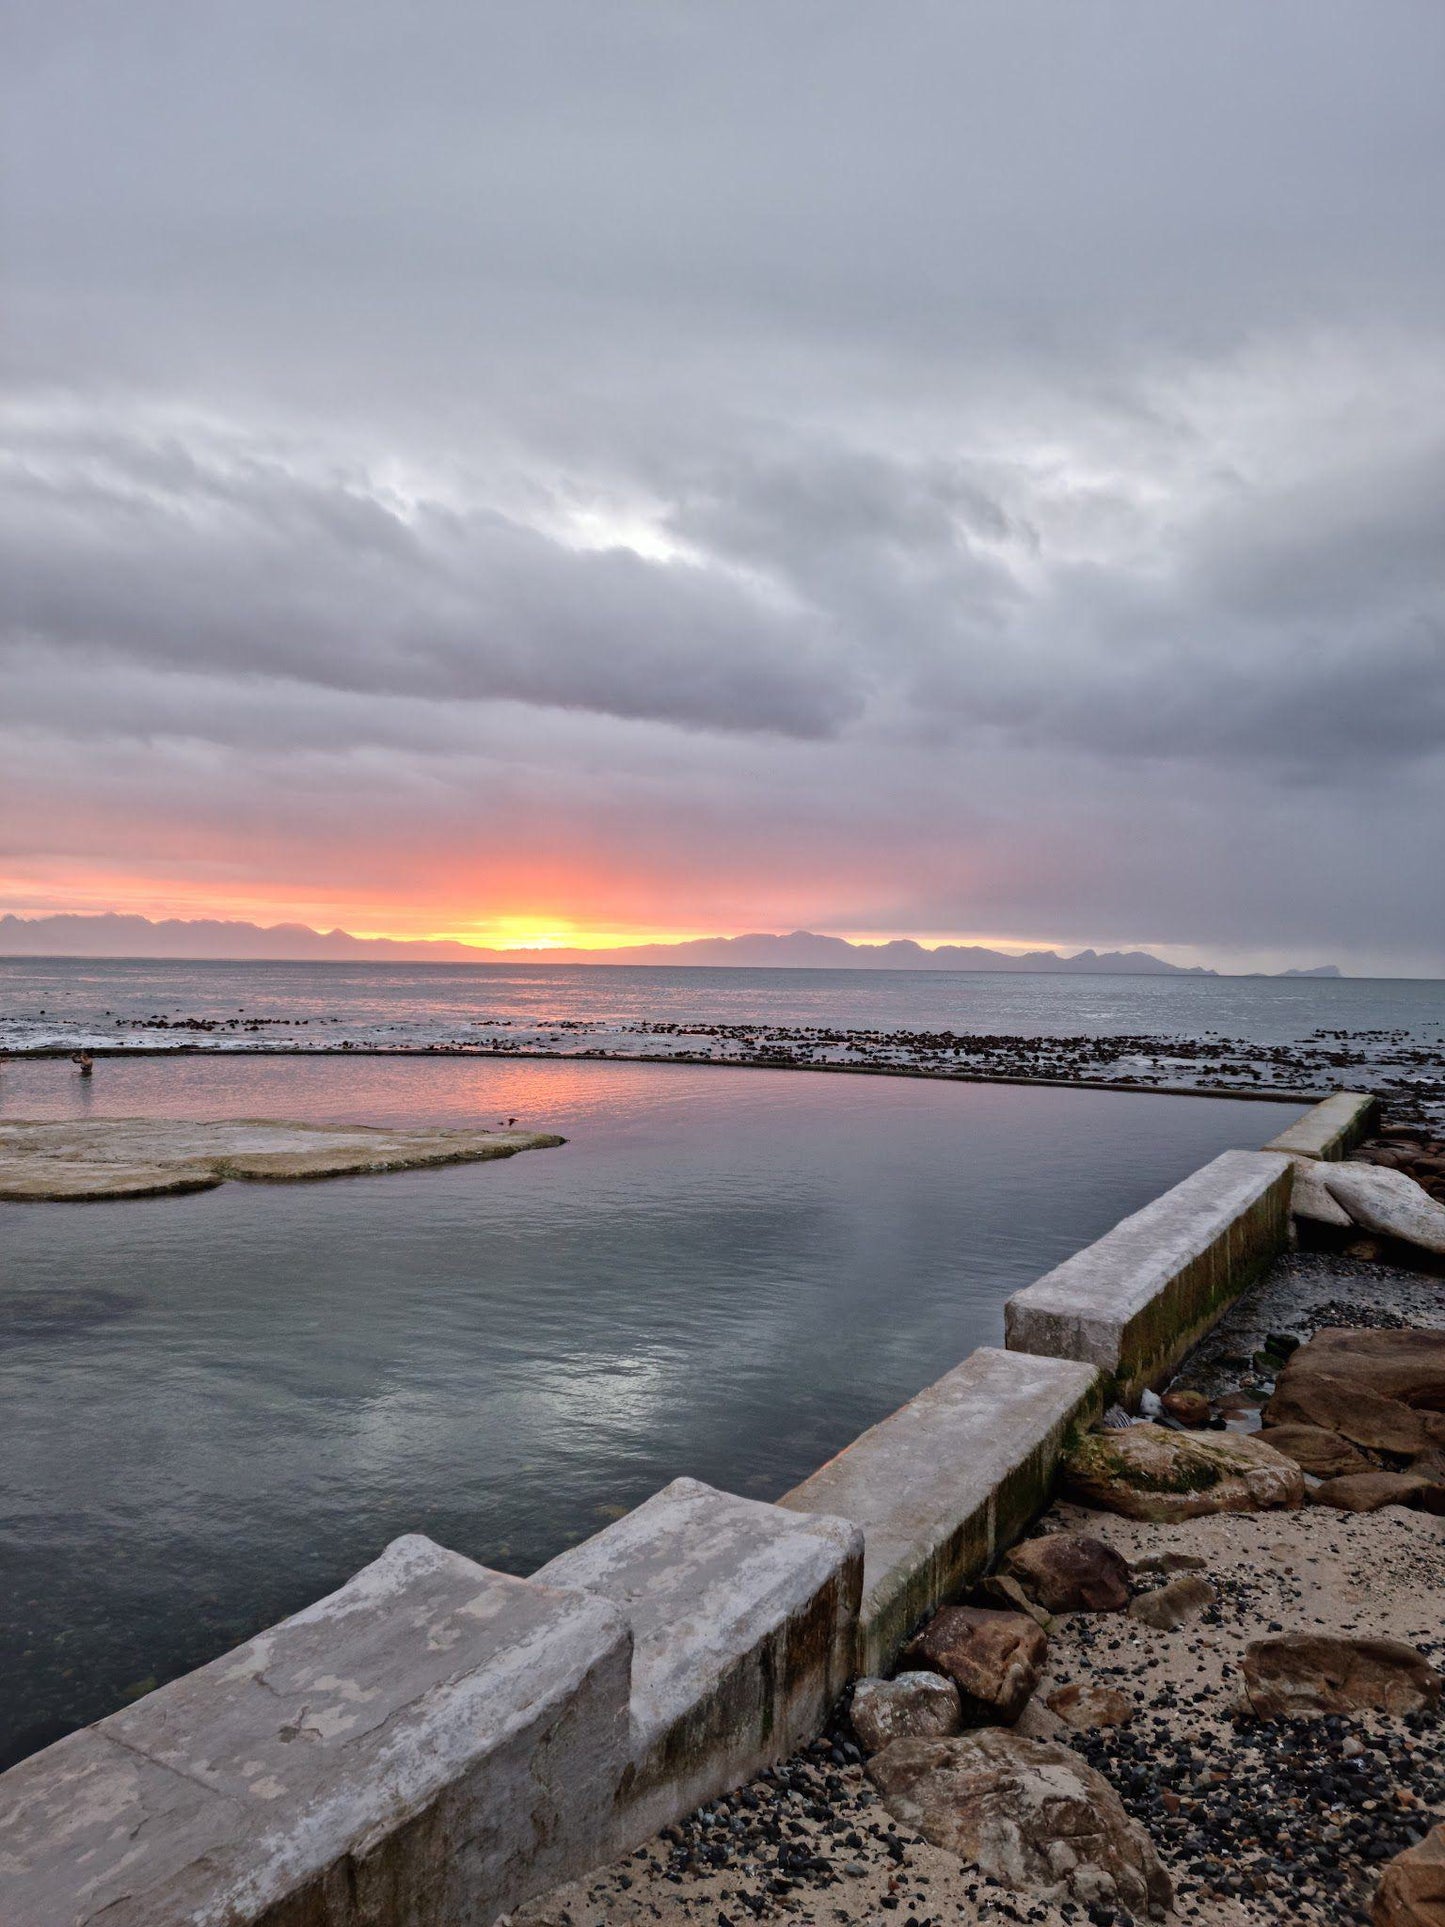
(1311, 1471, 1443, 1514)
(1045, 1683, 1135, 1730)
(1266, 1375, 1430, 1456)
(1127, 1573, 1217, 1630)
(1160, 1389, 1211, 1427)
(999, 1534, 1132, 1614)
(1012, 1697, 1068, 1741)
(1290, 1156, 1355, 1228)
(1241, 1635, 1443, 1719)
(903, 1607, 1048, 1725)
(867, 1730, 1171, 1915)
(1281, 1327, 1445, 1408)
(1265, 1328, 1445, 1455)
(1128, 1550, 1209, 1577)
(850, 1673, 962, 1754)
(971, 1572, 1054, 1629)
(1373, 1820, 1445, 1925)
(1260, 1423, 1374, 1479)
(1324, 1162, 1445, 1256)
(1061, 1423, 1304, 1523)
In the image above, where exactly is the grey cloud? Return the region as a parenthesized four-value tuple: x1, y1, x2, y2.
(3, 1, 1445, 971)
(0, 425, 857, 738)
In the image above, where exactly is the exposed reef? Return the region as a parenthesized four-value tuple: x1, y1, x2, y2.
(0, 1117, 564, 1201)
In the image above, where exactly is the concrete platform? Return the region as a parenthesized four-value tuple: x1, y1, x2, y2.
(777, 1349, 1102, 1675)
(1265, 1092, 1380, 1162)
(0, 1117, 563, 1200)
(1004, 1148, 1293, 1403)
(536, 1478, 862, 1847)
(0, 1535, 631, 1926)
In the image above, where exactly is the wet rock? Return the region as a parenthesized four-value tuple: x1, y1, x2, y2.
(1324, 1162, 1445, 1256)
(1127, 1572, 1217, 1630)
(1062, 1422, 1304, 1523)
(1311, 1470, 1444, 1513)
(903, 1606, 1048, 1725)
(999, 1533, 1132, 1614)
(850, 1673, 962, 1754)
(1045, 1682, 1135, 1730)
(867, 1729, 1171, 1915)
(1373, 1820, 1445, 1925)
(1160, 1388, 1211, 1427)
(1241, 1634, 1443, 1719)
(1260, 1422, 1374, 1478)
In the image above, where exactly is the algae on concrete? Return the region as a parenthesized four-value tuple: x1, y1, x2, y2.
(0, 1117, 564, 1201)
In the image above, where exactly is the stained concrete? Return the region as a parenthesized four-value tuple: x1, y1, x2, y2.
(1004, 1149, 1292, 1403)
(536, 1478, 862, 1848)
(778, 1348, 1102, 1675)
(0, 1116, 563, 1200)
(1265, 1092, 1380, 1162)
(0, 1535, 631, 1926)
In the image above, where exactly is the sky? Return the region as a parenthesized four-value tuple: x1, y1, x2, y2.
(3, 2, 1444, 975)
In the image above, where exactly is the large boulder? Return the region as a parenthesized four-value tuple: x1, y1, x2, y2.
(1277, 1327, 1445, 1410)
(1061, 1423, 1304, 1523)
(1324, 1162, 1445, 1256)
(1241, 1635, 1443, 1719)
(903, 1606, 1047, 1725)
(868, 1730, 1172, 1916)
(999, 1533, 1132, 1614)
(1311, 1471, 1444, 1514)
(850, 1673, 962, 1754)
(1262, 1423, 1374, 1479)
(1373, 1820, 1445, 1925)
(1290, 1156, 1355, 1229)
(1264, 1329, 1445, 1456)
(1266, 1377, 1431, 1456)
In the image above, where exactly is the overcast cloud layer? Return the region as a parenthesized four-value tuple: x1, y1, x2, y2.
(3, 2, 1444, 973)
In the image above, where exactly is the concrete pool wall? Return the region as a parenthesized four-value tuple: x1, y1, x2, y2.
(0, 1094, 1362, 1927)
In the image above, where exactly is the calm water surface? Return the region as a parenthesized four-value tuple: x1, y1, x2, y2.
(1, 1054, 1300, 1766)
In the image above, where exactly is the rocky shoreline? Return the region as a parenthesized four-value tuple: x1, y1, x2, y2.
(8, 1018, 1444, 1131)
(512, 1246, 1445, 1927)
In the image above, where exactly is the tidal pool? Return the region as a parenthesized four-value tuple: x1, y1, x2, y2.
(0, 1055, 1301, 1764)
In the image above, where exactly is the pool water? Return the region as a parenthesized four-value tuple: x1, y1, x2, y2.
(0, 1055, 1300, 1764)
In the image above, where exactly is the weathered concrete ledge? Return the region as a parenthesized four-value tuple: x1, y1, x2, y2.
(1003, 1148, 1293, 1404)
(1264, 1090, 1379, 1162)
(0, 1117, 564, 1201)
(778, 1348, 1102, 1676)
(537, 1478, 862, 1849)
(0, 1536, 631, 1927)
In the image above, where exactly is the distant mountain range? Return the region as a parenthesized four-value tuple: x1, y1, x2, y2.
(0, 913, 1343, 977)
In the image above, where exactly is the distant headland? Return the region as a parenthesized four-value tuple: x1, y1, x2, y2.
(0, 913, 1342, 978)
